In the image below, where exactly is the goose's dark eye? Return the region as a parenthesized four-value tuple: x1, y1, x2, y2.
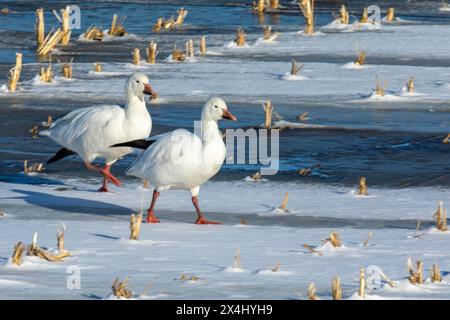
(136, 80, 140, 83)
(214, 105, 218, 109)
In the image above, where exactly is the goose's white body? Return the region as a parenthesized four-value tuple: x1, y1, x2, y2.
(127, 97, 232, 197)
(42, 73, 153, 166)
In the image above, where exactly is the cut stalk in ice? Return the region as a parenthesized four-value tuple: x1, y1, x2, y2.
(112, 277, 133, 299)
(200, 36, 206, 55)
(433, 201, 448, 231)
(11, 242, 26, 266)
(278, 192, 289, 212)
(358, 176, 368, 195)
(61, 59, 73, 79)
(324, 231, 342, 247)
(442, 133, 450, 144)
(271, 262, 281, 272)
(297, 112, 308, 121)
(2, 8, 10, 15)
(406, 77, 415, 94)
(363, 231, 373, 246)
(307, 282, 319, 300)
(290, 59, 304, 75)
(332, 276, 342, 300)
(185, 39, 194, 58)
(108, 14, 127, 36)
(354, 51, 366, 66)
(164, 17, 175, 30)
(360, 7, 368, 23)
(234, 28, 246, 46)
(129, 211, 143, 240)
(407, 258, 423, 284)
(375, 76, 386, 97)
(171, 45, 186, 62)
(175, 8, 188, 27)
(27, 231, 70, 261)
(153, 17, 163, 33)
(270, 0, 279, 10)
(8, 52, 22, 93)
(40, 62, 53, 82)
(250, 171, 262, 181)
(263, 100, 273, 128)
(386, 8, 395, 22)
(358, 268, 366, 298)
(263, 25, 271, 40)
(254, 0, 265, 14)
(146, 41, 157, 64)
(94, 62, 102, 72)
(233, 248, 241, 268)
(85, 26, 103, 41)
(132, 48, 140, 65)
(303, 244, 322, 256)
(298, 0, 315, 35)
(57, 224, 67, 253)
(339, 4, 349, 24)
(36, 8, 45, 47)
(431, 264, 442, 283)
(60, 6, 71, 45)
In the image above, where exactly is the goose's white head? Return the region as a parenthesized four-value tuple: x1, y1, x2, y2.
(202, 97, 237, 122)
(125, 72, 156, 99)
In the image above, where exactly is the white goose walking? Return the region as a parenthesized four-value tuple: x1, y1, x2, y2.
(41, 72, 156, 192)
(121, 97, 237, 224)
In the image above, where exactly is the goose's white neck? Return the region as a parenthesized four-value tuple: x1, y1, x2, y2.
(200, 118, 222, 143)
(125, 94, 148, 116)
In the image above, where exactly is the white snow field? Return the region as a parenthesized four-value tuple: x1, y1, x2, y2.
(0, 179, 449, 300)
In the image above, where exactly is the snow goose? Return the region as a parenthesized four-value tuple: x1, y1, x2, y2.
(118, 97, 237, 224)
(41, 72, 156, 192)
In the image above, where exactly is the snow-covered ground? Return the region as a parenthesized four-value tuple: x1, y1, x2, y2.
(1, 179, 449, 300)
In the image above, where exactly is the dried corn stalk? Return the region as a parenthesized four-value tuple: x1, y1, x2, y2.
(307, 282, 319, 300)
(358, 176, 368, 195)
(332, 276, 342, 300)
(11, 242, 26, 266)
(59, 6, 71, 45)
(433, 200, 448, 231)
(112, 277, 133, 299)
(27, 232, 70, 261)
(263, 25, 271, 40)
(234, 28, 246, 46)
(358, 268, 366, 297)
(185, 39, 194, 59)
(200, 36, 206, 55)
(386, 8, 395, 22)
(269, 0, 279, 10)
(146, 41, 157, 64)
(299, 0, 315, 34)
(442, 133, 450, 144)
(108, 14, 127, 36)
(164, 17, 175, 30)
(233, 248, 241, 268)
(290, 59, 304, 75)
(406, 77, 415, 94)
(85, 26, 103, 41)
(57, 224, 67, 253)
(132, 48, 140, 65)
(2, 8, 10, 15)
(254, 0, 265, 14)
(8, 52, 22, 93)
(129, 212, 143, 240)
(35, 8, 45, 46)
(298, 168, 311, 176)
(355, 51, 366, 66)
(407, 258, 423, 284)
(23, 160, 44, 174)
(263, 100, 273, 128)
(339, 4, 349, 24)
(430, 264, 442, 283)
(250, 172, 262, 181)
(37, 28, 65, 55)
(323, 231, 342, 247)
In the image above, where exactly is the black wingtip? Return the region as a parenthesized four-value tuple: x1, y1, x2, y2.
(111, 139, 154, 150)
(46, 148, 76, 165)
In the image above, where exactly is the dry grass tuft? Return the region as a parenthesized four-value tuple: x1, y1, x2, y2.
(112, 277, 133, 298)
